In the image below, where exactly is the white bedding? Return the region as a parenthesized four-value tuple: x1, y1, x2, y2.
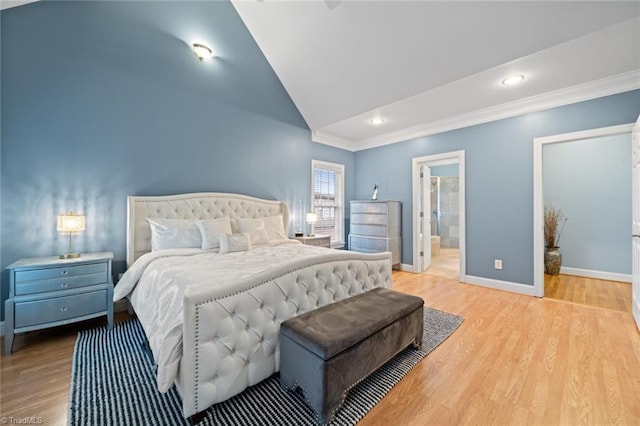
(114, 240, 352, 393)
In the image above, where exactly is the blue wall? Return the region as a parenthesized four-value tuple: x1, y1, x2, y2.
(2, 1, 639, 326)
(543, 134, 631, 274)
(0, 1, 354, 320)
(354, 90, 640, 285)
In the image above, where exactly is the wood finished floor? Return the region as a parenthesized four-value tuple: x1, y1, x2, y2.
(425, 248, 460, 280)
(1, 272, 639, 425)
(545, 273, 632, 313)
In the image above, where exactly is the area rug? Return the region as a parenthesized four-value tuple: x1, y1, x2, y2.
(69, 307, 463, 426)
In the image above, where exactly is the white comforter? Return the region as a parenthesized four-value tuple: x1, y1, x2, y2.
(114, 240, 347, 393)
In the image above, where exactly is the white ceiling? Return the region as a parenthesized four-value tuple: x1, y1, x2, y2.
(232, 1, 640, 151)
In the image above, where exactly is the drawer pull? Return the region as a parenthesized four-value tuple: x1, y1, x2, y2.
(62, 270, 68, 275)
(60, 307, 68, 312)
(60, 283, 68, 288)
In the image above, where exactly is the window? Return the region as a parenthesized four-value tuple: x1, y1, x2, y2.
(311, 160, 345, 247)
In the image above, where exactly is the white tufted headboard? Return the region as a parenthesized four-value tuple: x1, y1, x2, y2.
(126, 192, 290, 268)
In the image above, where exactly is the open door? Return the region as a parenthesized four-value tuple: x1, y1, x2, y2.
(419, 164, 432, 272)
(632, 115, 640, 331)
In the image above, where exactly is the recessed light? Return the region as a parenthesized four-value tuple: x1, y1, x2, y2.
(192, 43, 214, 61)
(369, 117, 385, 126)
(502, 75, 525, 86)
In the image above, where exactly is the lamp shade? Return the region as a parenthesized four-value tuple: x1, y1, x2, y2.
(305, 213, 318, 224)
(57, 212, 85, 234)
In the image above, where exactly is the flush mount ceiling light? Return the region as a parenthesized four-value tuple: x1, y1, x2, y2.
(369, 117, 385, 126)
(192, 43, 214, 61)
(502, 75, 525, 86)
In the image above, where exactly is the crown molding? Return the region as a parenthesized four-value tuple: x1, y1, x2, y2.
(311, 130, 358, 152)
(316, 70, 640, 152)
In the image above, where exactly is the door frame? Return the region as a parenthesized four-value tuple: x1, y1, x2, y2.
(532, 123, 634, 297)
(411, 150, 466, 281)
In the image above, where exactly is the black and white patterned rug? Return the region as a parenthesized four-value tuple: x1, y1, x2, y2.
(69, 307, 463, 426)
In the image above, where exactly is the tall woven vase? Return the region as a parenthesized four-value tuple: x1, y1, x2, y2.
(544, 247, 562, 275)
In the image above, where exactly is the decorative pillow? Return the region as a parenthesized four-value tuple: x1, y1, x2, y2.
(262, 214, 288, 241)
(234, 217, 270, 246)
(196, 217, 232, 250)
(147, 218, 201, 251)
(219, 233, 251, 254)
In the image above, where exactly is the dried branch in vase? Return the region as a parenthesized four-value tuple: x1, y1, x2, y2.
(544, 205, 567, 248)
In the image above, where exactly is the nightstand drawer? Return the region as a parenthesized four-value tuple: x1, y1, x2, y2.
(15, 262, 107, 283)
(15, 272, 107, 296)
(14, 290, 108, 329)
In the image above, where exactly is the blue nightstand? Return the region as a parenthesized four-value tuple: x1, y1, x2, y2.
(4, 252, 114, 355)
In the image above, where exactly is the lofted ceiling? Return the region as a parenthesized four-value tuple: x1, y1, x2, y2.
(4, 1, 640, 152)
(232, 0, 640, 151)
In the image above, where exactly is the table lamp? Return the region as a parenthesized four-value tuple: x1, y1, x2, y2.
(57, 212, 85, 259)
(306, 212, 318, 236)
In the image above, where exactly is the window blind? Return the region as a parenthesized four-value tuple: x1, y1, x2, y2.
(312, 162, 344, 244)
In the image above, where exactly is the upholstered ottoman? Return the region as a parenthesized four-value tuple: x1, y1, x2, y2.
(279, 287, 424, 424)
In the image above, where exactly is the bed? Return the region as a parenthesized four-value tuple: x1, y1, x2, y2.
(113, 192, 393, 419)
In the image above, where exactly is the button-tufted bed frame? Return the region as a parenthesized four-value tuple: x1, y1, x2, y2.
(125, 192, 392, 420)
(127, 192, 289, 267)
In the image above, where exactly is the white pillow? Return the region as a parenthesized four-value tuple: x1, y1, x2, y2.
(196, 217, 232, 250)
(147, 218, 201, 251)
(234, 217, 270, 246)
(219, 233, 251, 254)
(262, 214, 288, 241)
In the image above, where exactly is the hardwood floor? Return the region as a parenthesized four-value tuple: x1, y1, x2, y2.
(2, 272, 639, 425)
(425, 248, 460, 280)
(545, 273, 632, 313)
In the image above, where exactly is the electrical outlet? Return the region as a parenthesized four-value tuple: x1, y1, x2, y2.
(494, 259, 503, 270)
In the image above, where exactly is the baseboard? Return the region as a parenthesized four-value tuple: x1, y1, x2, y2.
(400, 263, 415, 273)
(633, 293, 640, 332)
(560, 267, 631, 283)
(466, 275, 536, 296)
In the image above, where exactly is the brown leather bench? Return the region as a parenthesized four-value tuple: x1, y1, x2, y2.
(279, 287, 424, 424)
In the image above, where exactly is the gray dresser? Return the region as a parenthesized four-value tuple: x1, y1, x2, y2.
(4, 252, 114, 355)
(348, 200, 401, 268)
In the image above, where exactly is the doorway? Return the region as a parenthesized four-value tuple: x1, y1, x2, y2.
(412, 151, 466, 282)
(533, 123, 635, 299)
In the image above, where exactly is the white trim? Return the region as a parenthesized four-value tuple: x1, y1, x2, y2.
(466, 275, 536, 296)
(533, 123, 635, 297)
(634, 293, 640, 331)
(314, 71, 640, 152)
(535, 123, 634, 145)
(311, 159, 346, 248)
(312, 130, 358, 152)
(0, 321, 4, 337)
(400, 263, 416, 273)
(559, 267, 631, 283)
(412, 151, 466, 282)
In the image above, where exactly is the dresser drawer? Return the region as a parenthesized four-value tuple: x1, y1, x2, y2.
(15, 262, 107, 283)
(350, 223, 390, 237)
(14, 290, 107, 329)
(351, 203, 388, 214)
(349, 235, 389, 252)
(15, 272, 107, 296)
(351, 213, 387, 226)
